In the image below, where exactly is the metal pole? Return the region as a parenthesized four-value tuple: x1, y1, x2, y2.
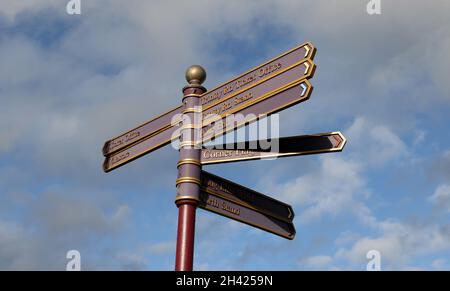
(175, 65, 206, 271)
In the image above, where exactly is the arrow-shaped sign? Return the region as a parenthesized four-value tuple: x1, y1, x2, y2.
(201, 59, 315, 126)
(199, 171, 295, 239)
(103, 79, 315, 172)
(202, 79, 314, 143)
(102, 106, 182, 157)
(200, 42, 315, 108)
(102, 42, 316, 158)
(103, 44, 316, 172)
(201, 132, 346, 165)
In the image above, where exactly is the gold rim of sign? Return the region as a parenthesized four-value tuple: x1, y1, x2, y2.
(103, 79, 313, 172)
(201, 132, 347, 165)
(103, 42, 315, 153)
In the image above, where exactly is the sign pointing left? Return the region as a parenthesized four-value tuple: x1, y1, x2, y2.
(102, 106, 182, 156)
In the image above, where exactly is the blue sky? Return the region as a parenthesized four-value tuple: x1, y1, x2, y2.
(1, 0, 450, 270)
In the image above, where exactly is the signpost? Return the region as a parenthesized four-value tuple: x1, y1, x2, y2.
(101, 42, 347, 271)
(102, 42, 316, 172)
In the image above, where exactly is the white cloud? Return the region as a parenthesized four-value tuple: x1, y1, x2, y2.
(336, 220, 450, 269)
(115, 251, 148, 271)
(0, 221, 30, 270)
(299, 255, 333, 269)
(429, 184, 450, 212)
(265, 115, 407, 225)
(346, 117, 407, 165)
(148, 241, 174, 255)
(413, 130, 426, 146)
(277, 156, 369, 223)
(0, 0, 61, 21)
(30, 192, 131, 237)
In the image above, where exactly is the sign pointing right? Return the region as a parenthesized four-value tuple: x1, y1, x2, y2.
(201, 132, 346, 165)
(199, 171, 296, 240)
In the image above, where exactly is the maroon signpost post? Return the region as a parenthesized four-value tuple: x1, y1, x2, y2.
(174, 66, 206, 271)
(101, 42, 347, 271)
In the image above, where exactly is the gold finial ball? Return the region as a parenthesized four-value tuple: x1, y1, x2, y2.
(185, 65, 206, 85)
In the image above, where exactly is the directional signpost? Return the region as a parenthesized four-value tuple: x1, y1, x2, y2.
(102, 43, 315, 172)
(101, 42, 347, 271)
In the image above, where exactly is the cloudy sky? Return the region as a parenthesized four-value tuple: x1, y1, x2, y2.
(1, 0, 450, 270)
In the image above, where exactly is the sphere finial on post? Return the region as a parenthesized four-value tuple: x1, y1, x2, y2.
(185, 65, 206, 85)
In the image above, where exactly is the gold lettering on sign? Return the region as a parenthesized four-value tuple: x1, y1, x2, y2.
(109, 130, 141, 151)
(109, 139, 123, 150)
(222, 201, 240, 215)
(234, 73, 257, 91)
(207, 197, 220, 209)
(111, 151, 130, 165)
(206, 197, 240, 216)
(234, 92, 253, 106)
(204, 176, 258, 203)
(125, 131, 140, 143)
(201, 61, 283, 107)
(203, 149, 259, 160)
(258, 63, 282, 78)
(202, 90, 253, 120)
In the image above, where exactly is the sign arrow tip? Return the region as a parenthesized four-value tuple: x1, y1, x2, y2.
(300, 83, 307, 96)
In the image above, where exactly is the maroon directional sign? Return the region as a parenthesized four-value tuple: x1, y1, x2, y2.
(103, 43, 316, 172)
(202, 79, 313, 143)
(103, 106, 182, 156)
(201, 59, 314, 124)
(201, 132, 346, 165)
(103, 123, 179, 172)
(199, 171, 295, 239)
(102, 42, 315, 158)
(200, 42, 315, 108)
(103, 79, 314, 172)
